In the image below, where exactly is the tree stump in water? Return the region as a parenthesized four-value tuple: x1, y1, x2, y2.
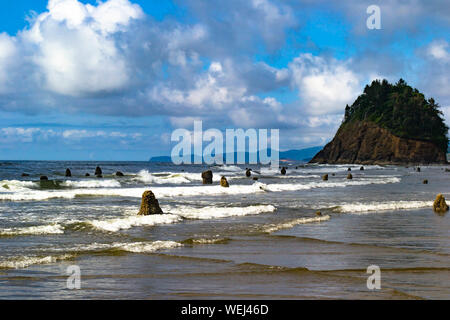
(138, 191, 163, 216)
(201, 170, 213, 184)
(433, 194, 449, 214)
(220, 176, 229, 188)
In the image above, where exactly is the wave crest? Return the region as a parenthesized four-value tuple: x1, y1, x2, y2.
(335, 201, 433, 214)
(264, 215, 331, 233)
(0, 224, 64, 237)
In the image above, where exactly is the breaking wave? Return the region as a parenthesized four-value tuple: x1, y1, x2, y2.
(0, 254, 74, 269)
(0, 175, 401, 202)
(258, 177, 400, 192)
(0, 224, 64, 237)
(46, 240, 183, 255)
(334, 201, 433, 214)
(0, 241, 182, 269)
(264, 215, 331, 233)
(88, 204, 276, 232)
(112, 240, 182, 253)
(168, 204, 276, 219)
(135, 170, 195, 184)
(61, 180, 121, 188)
(88, 214, 183, 232)
(0, 183, 267, 201)
(216, 165, 243, 172)
(182, 237, 231, 245)
(0, 180, 37, 191)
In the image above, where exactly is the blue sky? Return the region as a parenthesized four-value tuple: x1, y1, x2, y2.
(0, 0, 449, 160)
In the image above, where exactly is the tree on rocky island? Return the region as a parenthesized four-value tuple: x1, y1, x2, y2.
(344, 79, 449, 153)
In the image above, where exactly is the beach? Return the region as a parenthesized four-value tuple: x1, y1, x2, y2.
(0, 161, 449, 299)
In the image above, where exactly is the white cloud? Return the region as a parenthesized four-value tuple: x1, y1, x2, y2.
(0, 33, 17, 93)
(427, 40, 450, 62)
(23, 0, 143, 96)
(0, 127, 142, 144)
(0, 127, 59, 143)
(419, 40, 450, 112)
(149, 60, 246, 110)
(250, 0, 295, 47)
(166, 24, 207, 67)
(61, 129, 142, 140)
(149, 59, 289, 128)
(289, 54, 361, 116)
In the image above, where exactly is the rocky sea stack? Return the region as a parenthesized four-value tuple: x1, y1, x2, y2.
(310, 79, 449, 165)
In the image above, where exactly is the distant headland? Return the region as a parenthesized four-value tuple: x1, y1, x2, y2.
(310, 79, 449, 165)
(149, 146, 324, 163)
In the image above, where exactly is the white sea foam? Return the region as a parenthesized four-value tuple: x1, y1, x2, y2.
(168, 204, 276, 219)
(70, 240, 183, 253)
(276, 175, 321, 179)
(0, 254, 73, 269)
(89, 214, 183, 232)
(135, 169, 244, 185)
(335, 201, 433, 214)
(117, 241, 182, 253)
(0, 190, 76, 201)
(89, 204, 276, 232)
(135, 170, 194, 184)
(61, 179, 121, 188)
(0, 183, 264, 201)
(0, 224, 64, 236)
(259, 167, 280, 175)
(185, 238, 229, 244)
(0, 180, 37, 191)
(264, 215, 331, 233)
(0, 176, 400, 201)
(217, 165, 243, 172)
(58, 240, 183, 253)
(258, 177, 400, 192)
(295, 164, 386, 174)
(0, 240, 181, 269)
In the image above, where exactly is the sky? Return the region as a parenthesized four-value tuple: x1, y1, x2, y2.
(0, 0, 449, 160)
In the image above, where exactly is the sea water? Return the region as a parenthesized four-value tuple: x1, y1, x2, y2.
(0, 161, 448, 299)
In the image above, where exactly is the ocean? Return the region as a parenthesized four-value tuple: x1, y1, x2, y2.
(0, 161, 448, 299)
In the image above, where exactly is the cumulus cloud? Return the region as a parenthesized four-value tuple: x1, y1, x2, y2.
(0, 127, 57, 144)
(0, 33, 18, 93)
(147, 58, 289, 129)
(149, 61, 242, 111)
(418, 40, 450, 123)
(179, 0, 296, 53)
(62, 129, 142, 140)
(289, 54, 361, 116)
(426, 40, 450, 62)
(0, 127, 142, 145)
(20, 0, 144, 96)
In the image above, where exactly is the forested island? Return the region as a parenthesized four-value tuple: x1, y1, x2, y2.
(310, 79, 449, 164)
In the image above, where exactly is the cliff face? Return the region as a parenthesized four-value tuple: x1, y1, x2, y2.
(310, 121, 447, 165)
